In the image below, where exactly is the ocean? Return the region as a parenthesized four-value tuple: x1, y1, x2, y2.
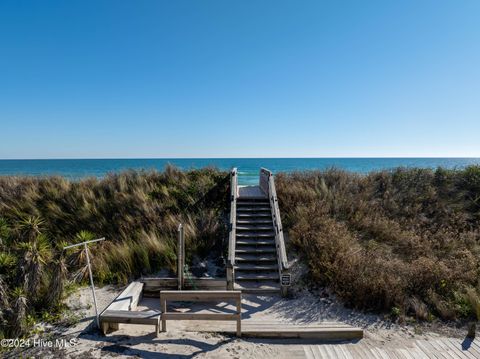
(0, 158, 479, 186)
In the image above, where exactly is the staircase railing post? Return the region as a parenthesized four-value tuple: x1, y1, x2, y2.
(227, 168, 238, 290)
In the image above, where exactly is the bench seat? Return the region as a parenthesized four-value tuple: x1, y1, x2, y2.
(100, 309, 161, 336)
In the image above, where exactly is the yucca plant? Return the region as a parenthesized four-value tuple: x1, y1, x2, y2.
(10, 287, 28, 337)
(47, 256, 68, 307)
(17, 233, 52, 299)
(16, 216, 44, 243)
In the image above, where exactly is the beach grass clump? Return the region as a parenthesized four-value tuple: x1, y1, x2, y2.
(276, 166, 480, 321)
(0, 166, 229, 338)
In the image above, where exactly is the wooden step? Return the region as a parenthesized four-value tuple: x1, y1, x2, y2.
(236, 240, 275, 246)
(237, 213, 271, 218)
(237, 219, 272, 225)
(234, 264, 278, 271)
(236, 232, 275, 238)
(236, 225, 273, 231)
(235, 247, 276, 254)
(237, 208, 271, 213)
(234, 282, 280, 294)
(235, 273, 279, 281)
(236, 201, 269, 206)
(235, 254, 277, 262)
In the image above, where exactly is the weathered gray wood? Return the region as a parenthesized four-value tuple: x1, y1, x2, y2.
(100, 309, 160, 336)
(160, 290, 242, 336)
(104, 281, 144, 311)
(101, 310, 160, 324)
(160, 290, 241, 300)
(227, 168, 238, 290)
(162, 313, 240, 321)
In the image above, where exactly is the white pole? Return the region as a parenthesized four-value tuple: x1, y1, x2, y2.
(84, 243, 100, 328)
(64, 237, 105, 329)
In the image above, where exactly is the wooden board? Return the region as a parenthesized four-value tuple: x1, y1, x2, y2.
(162, 313, 240, 321)
(190, 321, 363, 340)
(104, 281, 144, 311)
(160, 290, 241, 301)
(101, 310, 160, 325)
(303, 338, 480, 359)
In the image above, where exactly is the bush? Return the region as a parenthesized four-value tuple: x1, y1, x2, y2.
(277, 166, 480, 320)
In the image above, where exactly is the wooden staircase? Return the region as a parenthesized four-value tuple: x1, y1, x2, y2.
(234, 196, 280, 294)
(227, 169, 290, 295)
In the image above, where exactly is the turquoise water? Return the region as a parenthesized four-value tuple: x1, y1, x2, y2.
(0, 158, 479, 185)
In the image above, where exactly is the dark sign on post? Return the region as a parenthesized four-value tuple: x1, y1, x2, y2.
(281, 274, 291, 286)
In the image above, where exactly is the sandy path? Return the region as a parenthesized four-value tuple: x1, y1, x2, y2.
(5, 286, 477, 358)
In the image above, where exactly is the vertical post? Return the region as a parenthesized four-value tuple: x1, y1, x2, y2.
(177, 224, 184, 290)
(84, 243, 100, 328)
(160, 293, 167, 332)
(236, 294, 242, 337)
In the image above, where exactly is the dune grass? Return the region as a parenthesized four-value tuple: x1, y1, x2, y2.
(0, 166, 229, 338)
(276, 166, 480, 322)
(2, 164, 479, 338)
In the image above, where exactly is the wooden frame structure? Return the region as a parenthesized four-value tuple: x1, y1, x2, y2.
(160, 290, 242, 336)
(226, 168, 238, 290)
(259, 168, 290, 296)
(99, 281, 161, 336)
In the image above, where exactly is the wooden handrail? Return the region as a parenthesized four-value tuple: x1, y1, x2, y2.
(227, 168, 238, 269)
(260, 168, 289, 272)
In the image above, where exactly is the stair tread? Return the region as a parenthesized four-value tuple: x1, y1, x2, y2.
(235, 265, 278, 271)
(237, 214, 271, 219)
(236, 225, 274, 231)
(237, 210, 271, 214)
(237, 219, 273, 224)
(236, 201, 269, 205)
(236, 273, 279, 280)
(236, 233, 275, 238)
(236, 258, 277, 263)
(236, 240, 275, 246)
(236, 249, 276, 255)
(234, 282, 280, 290)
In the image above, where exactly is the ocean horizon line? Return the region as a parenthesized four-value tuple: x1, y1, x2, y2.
(1, 156, 480, 161)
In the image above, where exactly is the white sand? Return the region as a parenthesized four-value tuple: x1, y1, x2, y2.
(8, 284, 472, 358)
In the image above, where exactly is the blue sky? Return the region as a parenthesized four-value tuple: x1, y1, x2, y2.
(0, 0, 479, 158)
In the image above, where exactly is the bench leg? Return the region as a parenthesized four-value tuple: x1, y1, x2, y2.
(156, 318, 160, 337)
(109, 323, 119, 331)
(101, 322, 109, 335)
(236, 318, 241, 337)
(161, 297, 167, 332)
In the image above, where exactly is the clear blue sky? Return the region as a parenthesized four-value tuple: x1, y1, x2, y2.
(1, 1, 479, 158)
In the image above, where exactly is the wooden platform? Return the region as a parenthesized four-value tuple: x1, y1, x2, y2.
(238, 185, 267, 199)
(188, 320, 363, 340)
(303, 337, 480, 358)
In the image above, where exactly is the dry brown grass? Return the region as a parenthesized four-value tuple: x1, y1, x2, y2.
(0, 166, 229, 337)
(276, 166, 480, 321)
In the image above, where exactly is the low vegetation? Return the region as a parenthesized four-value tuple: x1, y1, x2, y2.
(276, 166, 480, 322)
(0, 166, 229, 338)
(2, 165, 479, 338)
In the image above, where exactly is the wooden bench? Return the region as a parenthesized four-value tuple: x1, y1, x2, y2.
(160, 290, 242, 336)
(100, 310, 161, 336)
(100, 281, 160, 335)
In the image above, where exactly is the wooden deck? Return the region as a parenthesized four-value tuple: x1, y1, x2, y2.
(238, 185, 267, 199)
(303, 337, 480, 358)
(186, 320, 363, 341)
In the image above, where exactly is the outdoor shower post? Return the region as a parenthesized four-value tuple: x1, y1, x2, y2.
(63, 237, 106, 329)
